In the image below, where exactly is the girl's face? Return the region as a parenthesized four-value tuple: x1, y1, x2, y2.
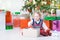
(34, 13, 40, 21)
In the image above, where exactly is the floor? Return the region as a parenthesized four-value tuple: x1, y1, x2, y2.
(0, 27, 60, 40)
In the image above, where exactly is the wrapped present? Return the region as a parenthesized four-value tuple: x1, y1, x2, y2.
(56, 9, 60, 16)
(44, 20, 52, 30)
(13, 12, 20, 27)
(20, 19, 30, 29)
(5, 11, 13, 30)
(6, 23, 13, 30)
(52, 20, 60, 31)
(6, 25, 13, 30)
(57, 20, 60, 31)
(22, 28, 39, 37)
(0, 10, 5, 30)
(6, 11, 12, 23)
(13, 18, 20, 27)
(57, 17, 60, 20)
(52, 20, 58, 31)
(20, 14, 30, 29)
(44, 16, 57, 20)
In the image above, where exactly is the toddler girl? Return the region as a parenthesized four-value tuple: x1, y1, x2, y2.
(28, 12, 51, 36)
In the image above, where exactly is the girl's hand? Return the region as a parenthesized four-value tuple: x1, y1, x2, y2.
(28, 25, 33, 28)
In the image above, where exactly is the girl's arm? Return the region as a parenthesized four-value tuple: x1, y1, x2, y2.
(28, 20, 33, 28)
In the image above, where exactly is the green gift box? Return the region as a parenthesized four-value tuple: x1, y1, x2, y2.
(6, 25, 13, 30)
(57, 17, 60, 20)
(44, 16, 57, 20)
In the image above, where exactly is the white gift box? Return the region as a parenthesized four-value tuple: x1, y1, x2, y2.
(22, 28, 40, 37)
(0, 11, 5, 30)
(56, 9, 60, 16)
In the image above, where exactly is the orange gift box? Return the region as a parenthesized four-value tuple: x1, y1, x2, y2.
(13, 18, 20, 27)
(20, 19, 30, 29)
(6, 11, 12, 23)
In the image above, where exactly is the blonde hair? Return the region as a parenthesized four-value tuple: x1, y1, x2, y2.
(32, 12, 41, 17)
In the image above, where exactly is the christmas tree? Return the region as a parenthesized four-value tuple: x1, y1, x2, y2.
(22, 0, 59, 13)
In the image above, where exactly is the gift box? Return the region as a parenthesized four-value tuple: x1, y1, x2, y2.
(6, 23, 13, 30)
(6, 11, 12, 23)
(44, 20, 52, 30)
(13, 18, 20, 27)
(22, 28, 39, 37)
(0, 10, 5, 30)
(56, 9, 60, 17)
(44, 16, 57, 20)
(57, 17, 60, 20)
(52, 20, 60, 31)
(20, 14, 30, 29)
(57, 20, 60, 31)
(5, 11, 13, 30)
(20, 19, 30, 29)
(52, 20, 58, 31)
(6, 25, 13, 30)
(13, 12, 20, 27)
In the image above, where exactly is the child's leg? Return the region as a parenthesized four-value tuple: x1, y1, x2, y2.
(40, 29, 48, 36)
(46, 30, 51, 36)
(40, 29, 51, 36)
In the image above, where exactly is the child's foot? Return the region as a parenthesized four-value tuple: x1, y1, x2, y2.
(48, 33, 52, 36)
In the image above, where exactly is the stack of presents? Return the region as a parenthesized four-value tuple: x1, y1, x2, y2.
(44, 16, 60, 31)
(0, 9, 60, 37)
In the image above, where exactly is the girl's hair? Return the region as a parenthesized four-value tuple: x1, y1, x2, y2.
(32, 12, 41, 17)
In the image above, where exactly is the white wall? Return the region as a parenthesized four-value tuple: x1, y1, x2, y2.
(0, 0, 25, 12)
